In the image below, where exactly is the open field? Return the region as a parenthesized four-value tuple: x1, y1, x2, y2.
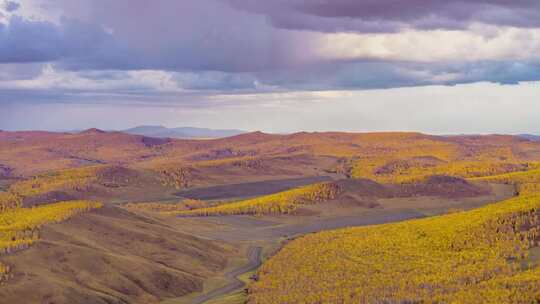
(176, 176, 332, 201)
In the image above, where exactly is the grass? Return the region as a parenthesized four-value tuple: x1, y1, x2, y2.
(0, 192, 22, 213)
(472, 167, 540, 196)
(0, 200, 103, 255)
(176, 182, 341, 216)
(123, 199, 210, 214)
(352, 158, 534, 184)
(8, 166, 103, 197)
(0, 200, 102, 283)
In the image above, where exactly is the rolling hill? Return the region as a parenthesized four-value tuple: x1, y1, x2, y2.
(248, 162, 540, 304)
(0, 206, 235, 304)
(2, 130, 540, 177)
(2, 130, 540, 303)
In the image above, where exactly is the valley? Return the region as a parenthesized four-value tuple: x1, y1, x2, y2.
(3, 2, 539, 303)
(0, 130, 539, 303)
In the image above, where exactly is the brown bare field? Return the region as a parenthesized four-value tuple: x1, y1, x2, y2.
(176, 176, 333, 201)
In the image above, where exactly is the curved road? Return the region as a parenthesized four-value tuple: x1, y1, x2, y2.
(191, 246, 262, 304)
(188, 211, 425, 303)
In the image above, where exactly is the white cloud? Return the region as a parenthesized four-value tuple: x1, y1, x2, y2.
(15, 0, 62, 23)
(0, 64, 183, 92)
(314, 24, 540, 62)
(126, 70, 180, 92)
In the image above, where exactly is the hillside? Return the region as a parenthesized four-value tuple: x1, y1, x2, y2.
(248, 165, 540, 303)
(2, 130, 540, 183)
(0, 206, 235, 304)
(0, 200, 102, 284)
(2, 131, 540, 303)
(175, 176, 488, 217)
(0, 165, 177, 207)
(177, 182, 341, 216)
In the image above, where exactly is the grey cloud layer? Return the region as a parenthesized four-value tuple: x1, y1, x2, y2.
(3, 1, 19, 12)
(0, 16, 113, 63)
(0, 0, 539, 103)
(52, 0, 313, 73)
(228, 0, 540, 32)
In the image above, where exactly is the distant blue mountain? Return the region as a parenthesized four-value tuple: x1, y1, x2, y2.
(122, 125, 245, 139)
(518, 134, 540, 141)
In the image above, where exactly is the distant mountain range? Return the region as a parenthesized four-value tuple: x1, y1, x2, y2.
(518, 134, 540, 141)
(121, 125, 246, 139)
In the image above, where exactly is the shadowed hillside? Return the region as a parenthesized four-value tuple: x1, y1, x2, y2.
(0, 206, 234, 304)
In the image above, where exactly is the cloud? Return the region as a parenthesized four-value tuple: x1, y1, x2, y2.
(0, 0, 539, 120)
(246, 59, 540, 91)
(227, 1, 540, 33)
(47, 0, 313, 73)
(0, 64, 183, 94)
(2, 1, 539, 73)
(174, 72, 259, 91)
(313, 25, 540, 63)
(0, 15, 113, 63)
(4, 1, 19, 12)
(0, 62, 43, 80)
(1, 59, 540, 107)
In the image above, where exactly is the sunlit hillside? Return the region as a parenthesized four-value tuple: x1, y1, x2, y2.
(8, 166, 102, 197)
(177, 182, 341, 216)
(2, 131, 540, 179)
(248, 169, 540, 303)
(473, 168, 540, 196)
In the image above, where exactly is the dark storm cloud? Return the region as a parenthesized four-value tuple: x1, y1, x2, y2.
(50, 0, 312, 73)
(1, 0, 539, 72)
(251, 60, 540, 91)
(227, 0, 540, 32)
(4, 1, 19, 12)
(0, 16, 113, 63)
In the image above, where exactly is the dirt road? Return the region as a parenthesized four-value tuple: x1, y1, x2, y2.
(191, 246, 262, 304)
(167, 182, 515, 303)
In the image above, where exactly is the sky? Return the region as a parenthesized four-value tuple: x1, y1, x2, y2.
(0, 0, 539, 134)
